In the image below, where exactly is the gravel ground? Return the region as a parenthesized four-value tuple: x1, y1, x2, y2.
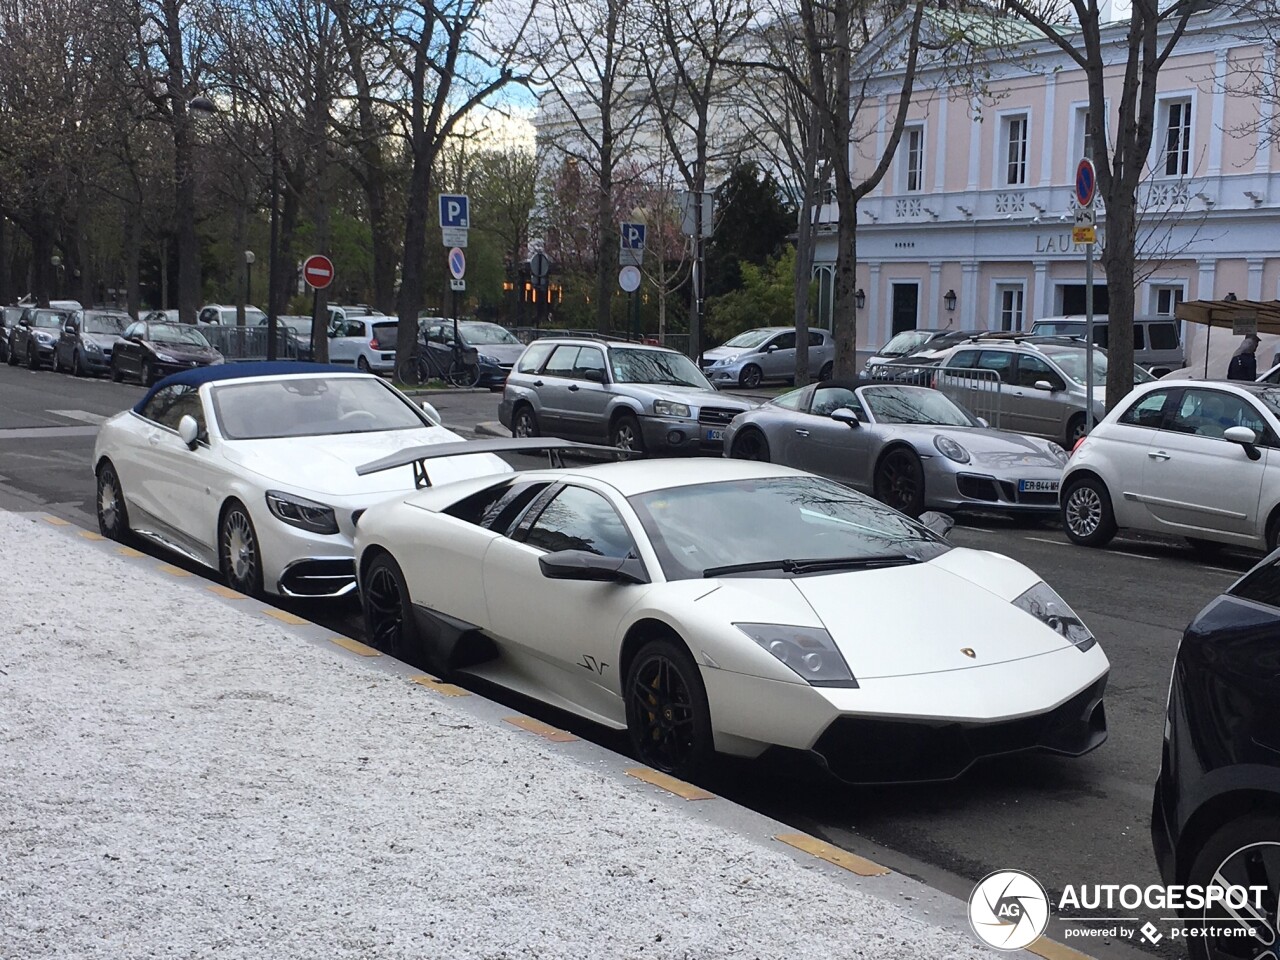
(0, 511, 991, 960)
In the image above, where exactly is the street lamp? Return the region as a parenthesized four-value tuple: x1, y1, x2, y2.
(245, 250, 256, 310)
(51, 254, 63, 298)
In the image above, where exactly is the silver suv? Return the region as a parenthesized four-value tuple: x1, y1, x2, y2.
(499, 338, 753, 454)
(932, 337, 1157, 447)
(1029, 315, 1184, 376)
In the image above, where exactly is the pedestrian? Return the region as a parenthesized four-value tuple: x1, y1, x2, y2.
(1227, 333, 1260, 381)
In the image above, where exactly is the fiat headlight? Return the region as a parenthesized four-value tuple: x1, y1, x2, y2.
(265, 490, 339, 535)
(933, 435, 970, 463)
(1013, 582, 1095, 651)
(654, 400, 691, 418)
(735, 623, 857, 686)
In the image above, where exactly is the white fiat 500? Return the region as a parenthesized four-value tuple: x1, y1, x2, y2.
(353, 443, 1109, 783)
(93, 363, 509, 597)
(1062, 380, 1280, 553)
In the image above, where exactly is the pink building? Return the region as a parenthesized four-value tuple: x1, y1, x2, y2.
(812, 8, 1279, 364)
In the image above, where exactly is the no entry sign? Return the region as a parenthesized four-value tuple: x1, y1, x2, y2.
(303, 254, 335, 290)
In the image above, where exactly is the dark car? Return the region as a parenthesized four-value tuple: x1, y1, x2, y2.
(259, 315, 314, 360)
(420, 319, 525, 389)
(110, 320, 222, 385)
(54, 309, 131, 376)
(1152, 549, 1280, 956)
(0, 305, 28, 362)
(8, 306, 73, 370)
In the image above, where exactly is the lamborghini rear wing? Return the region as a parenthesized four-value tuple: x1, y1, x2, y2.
(356, 437, 634, 488)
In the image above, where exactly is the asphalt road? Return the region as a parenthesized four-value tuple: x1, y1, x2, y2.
(0, 362, 1252, 959)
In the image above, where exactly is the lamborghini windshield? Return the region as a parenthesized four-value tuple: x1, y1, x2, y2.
(628, 476, 950, 581)
(211, 375, 428, 439)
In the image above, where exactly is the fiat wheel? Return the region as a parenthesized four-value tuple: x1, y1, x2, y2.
(625, 638, 713, 781)
(361, 553, 419, 662)
(219, 501, 264, 597)
(96, 461, 131, 542)
(874, 448, 926, 517)
(1062, 476, 1117, 547)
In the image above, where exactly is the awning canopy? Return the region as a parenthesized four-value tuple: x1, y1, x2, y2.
(1176, 299, 1280, 334)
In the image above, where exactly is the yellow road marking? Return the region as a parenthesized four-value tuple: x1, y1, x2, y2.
(206, 585, 246, 600)
(158, 564, 192, 578)
(774, 833, 891, 877)
(116, 546, 144, 558)
(625, 768, 715, 801)
(331, 636, 381, 657)
(504, 716, 578, 742)
(77, 530, 105, 541)
(410, 674, 471, 697)
(262, 609, 310, 626)
(1027, 938, 1096, 960)
(43, 516, 70, 526)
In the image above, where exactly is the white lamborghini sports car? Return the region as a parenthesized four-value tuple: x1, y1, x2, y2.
(353, 440, 1110, 783)
(92, 363, 509, 598)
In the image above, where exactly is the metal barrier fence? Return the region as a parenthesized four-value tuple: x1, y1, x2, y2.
(866, 363, 1005, 428)
(507, 327, 692, 356)
(200, 324, 299, 361)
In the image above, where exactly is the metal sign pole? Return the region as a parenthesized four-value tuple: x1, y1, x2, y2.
(1085, 242, 1095, 430)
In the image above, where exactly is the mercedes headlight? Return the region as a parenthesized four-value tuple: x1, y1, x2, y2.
(933, 435, 970, 463)
(265, 490, 339, 535)
(735, 623, 857, 686)
(1013, 582, 1095, 652)
(654, 400, 691, 418)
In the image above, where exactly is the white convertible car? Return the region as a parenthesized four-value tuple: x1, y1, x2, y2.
(92, 363, 509, 597)
(353, 442, 1110, 783)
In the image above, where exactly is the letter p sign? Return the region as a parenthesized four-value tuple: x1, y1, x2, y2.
(620, 222, 646, 251)
(439, 194, 470, 228)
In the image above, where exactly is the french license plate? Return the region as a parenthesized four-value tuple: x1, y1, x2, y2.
(705, 428, 725, 442)
(1018, 478, 1060, 493)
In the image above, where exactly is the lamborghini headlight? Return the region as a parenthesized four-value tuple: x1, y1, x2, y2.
(265, 490, 339, 535)
(653, 400, 691, 418)
(933, 435, 970, 463)
(735, 623, 857, 687)
(1013, 581, 1095, 652)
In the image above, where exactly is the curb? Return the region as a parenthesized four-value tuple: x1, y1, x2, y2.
(17, 508, 1097, 960)
(475, 421, 509, 438)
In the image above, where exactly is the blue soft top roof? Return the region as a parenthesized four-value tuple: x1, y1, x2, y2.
(132, 362, 353, 413)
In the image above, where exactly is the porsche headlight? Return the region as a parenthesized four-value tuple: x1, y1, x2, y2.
(1044, 442, 1069, 464)
(735, 623, 857, 687)
(1013, 582, 1095, 652)
(653, 400, 691, 418)
(933, 435, 970, 463)
(265, 490, 339, 535)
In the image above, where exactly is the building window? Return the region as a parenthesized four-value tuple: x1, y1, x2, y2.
(997, 284, 1025, 331)
(902, 126, 924, 193)
(1163, 99, 1192, 177)
(1076, 108, 1094, 160)
(1003, 114, 1028, 186)
(1152, 285, 1185, 316)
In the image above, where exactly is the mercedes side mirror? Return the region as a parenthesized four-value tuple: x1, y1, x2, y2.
(830, 407, 861, 428)
(1225, 425, 1263, 460)
(1033, 379, 1055, 392)
(177, 414, 200, 450)
(919, 510, 955, 540)
(420, 400, 442, 425)
(538, 550, 649, 584)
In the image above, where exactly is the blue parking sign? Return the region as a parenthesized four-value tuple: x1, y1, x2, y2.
(439, 194, 469, 228)
(620, 222, 646, 250)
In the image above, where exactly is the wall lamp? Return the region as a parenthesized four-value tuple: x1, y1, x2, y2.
(943, 289, 957, 313)
(855, 288, 866, 310)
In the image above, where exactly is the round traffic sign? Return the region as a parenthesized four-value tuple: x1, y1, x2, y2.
(618, 265, 641, 293)
(302, 254, 334, 290)
(448, 247, 466, 280)
(1075, 159, 1097, 208)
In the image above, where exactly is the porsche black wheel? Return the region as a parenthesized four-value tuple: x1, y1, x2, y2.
(361, 554, 418, 661)
(96, 461, 131, 542)
(729, 429, 770, 462)
(219, 501, 263, 597)
(625, 638, 713, 781)
(874, 448, 926, 517)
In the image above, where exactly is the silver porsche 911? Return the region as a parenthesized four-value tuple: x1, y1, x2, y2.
(722, 380, 1068, 517)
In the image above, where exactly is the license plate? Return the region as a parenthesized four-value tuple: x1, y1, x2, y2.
(1018, 479, 1060, 493)
(705, 428, 725, 442)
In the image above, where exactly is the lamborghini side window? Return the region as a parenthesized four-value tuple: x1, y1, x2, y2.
(443, 480, 552, 533)
(522, 486, 635, 559)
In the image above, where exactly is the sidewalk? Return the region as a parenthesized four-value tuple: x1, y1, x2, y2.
(0, 510, 1003, 960)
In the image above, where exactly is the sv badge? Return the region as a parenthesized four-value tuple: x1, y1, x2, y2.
(577, 654, 609, 675)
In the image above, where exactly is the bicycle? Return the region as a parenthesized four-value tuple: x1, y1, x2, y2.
(410, 338, 481, 388)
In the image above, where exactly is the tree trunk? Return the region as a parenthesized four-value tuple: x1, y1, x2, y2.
(368, 170, 397, 314)
(595, 143, 614, 335)
(793, 119, 821, 385)
(275, 159, 303, 318)
(125, 206, 142, 319)
(396, 139, 432, 382)
(1101, 203, 1136, 411)
(0, 217, 8, 306)
(167, 0, 200, 325)
(31, 226, 54, 306)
